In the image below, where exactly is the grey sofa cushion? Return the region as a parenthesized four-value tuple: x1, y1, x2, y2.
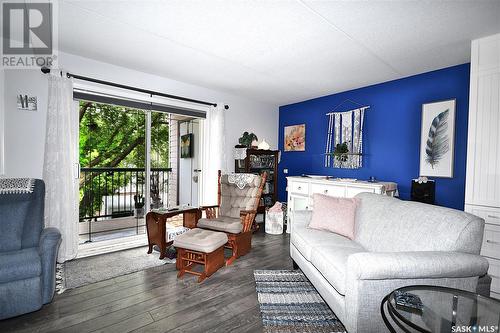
(292, 223, 363, 261)
(354, 193, 485, 254)
(197, 216, 243, 234)
(0, 248, 41, 283)
(346, 251, 489, 280)
(219, 174, 262, 219)
(0, 200, 30, 252)
(311, 245, 365, 296)
(173, 228, 228, 253)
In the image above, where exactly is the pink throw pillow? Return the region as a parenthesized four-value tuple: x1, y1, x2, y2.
(308, 193, 359, 239)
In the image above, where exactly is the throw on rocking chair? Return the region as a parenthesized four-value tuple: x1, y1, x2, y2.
(196, 170, 266, 266)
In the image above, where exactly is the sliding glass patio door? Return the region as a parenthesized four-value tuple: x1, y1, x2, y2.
(78, 102, 171, 244)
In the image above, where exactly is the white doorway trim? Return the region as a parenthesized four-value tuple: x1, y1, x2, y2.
(145, 110, 152, 215)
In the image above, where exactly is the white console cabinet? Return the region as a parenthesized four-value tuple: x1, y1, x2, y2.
(286, 176, 397, 233)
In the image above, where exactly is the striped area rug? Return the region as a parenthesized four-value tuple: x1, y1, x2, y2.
(254, 270, 346, 333)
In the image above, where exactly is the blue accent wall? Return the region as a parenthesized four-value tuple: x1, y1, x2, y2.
(278, 64, 470, 210)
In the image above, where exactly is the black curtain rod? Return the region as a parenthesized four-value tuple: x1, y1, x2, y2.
(40, 67, 229, 109)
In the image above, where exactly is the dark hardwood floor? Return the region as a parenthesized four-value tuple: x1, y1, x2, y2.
(1, 231, 291, 333)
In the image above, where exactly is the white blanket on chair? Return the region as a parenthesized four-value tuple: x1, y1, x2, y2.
(0, 178, 35, 194)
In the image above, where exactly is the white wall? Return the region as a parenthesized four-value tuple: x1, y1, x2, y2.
(2, 51, 278, 178)
(3, 69, 48, 178)
(0, 69, 4, 175)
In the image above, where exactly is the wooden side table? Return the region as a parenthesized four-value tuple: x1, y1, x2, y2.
(146, 207, 201, 259)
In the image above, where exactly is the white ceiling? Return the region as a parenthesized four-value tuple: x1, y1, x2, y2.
(59, 0, 500, 105)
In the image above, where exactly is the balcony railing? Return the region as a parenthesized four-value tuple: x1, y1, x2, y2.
(79, 167, 171, 242)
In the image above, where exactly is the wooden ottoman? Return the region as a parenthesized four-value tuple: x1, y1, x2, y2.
(173, 228, 228, 282)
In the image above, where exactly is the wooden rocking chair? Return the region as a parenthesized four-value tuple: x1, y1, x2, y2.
(196, 170, 266, 266)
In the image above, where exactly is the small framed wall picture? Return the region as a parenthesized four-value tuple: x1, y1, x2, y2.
(284, 124, 305, 152)
(180, 133, 193, 158)
(419, 99, 456, 178)
(17, 95, 37, 111)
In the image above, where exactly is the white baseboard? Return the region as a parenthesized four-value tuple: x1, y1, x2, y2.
(77, 234, 148, 259)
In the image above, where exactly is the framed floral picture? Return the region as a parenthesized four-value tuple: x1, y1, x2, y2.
(419, 99, 456, 178)
(284, 124, 305, 152)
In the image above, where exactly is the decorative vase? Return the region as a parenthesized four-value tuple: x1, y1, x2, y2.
(258, 139, 270, 150)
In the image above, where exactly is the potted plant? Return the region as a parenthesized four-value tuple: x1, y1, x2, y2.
(134, 194, 145, 218)
(238, 132, 258, 147)
(333, 142, 349, 162)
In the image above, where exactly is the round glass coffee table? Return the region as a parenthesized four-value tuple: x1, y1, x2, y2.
(381, 285, 500, 333)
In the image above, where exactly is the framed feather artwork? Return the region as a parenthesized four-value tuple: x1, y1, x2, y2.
(419, 99, 456, 178)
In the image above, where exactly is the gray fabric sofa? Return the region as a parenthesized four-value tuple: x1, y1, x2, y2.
(0, 179, 61, 320)
(290, 192, 489, 333)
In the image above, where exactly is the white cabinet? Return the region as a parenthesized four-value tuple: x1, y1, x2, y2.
(481, 224, 500, 259)
(465, 34, 500, 208)
(465, 33, 500, 298)
(310, 183, 345, 197)
(346, 186, 377, 197)
(289, 181, 309, 196)
(467, 206, 500, 227)
(286, 176, 397, 232)
(486, 257, 500, 300)
(289, 194, 310, 211)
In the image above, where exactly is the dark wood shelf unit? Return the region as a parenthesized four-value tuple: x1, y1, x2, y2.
(235, 149, 279, 218)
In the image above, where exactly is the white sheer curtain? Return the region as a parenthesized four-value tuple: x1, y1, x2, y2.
(200, 103, 226, 206)
(43, 73, 78, 262)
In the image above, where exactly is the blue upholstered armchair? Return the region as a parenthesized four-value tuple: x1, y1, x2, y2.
(0, 179, 61, 320)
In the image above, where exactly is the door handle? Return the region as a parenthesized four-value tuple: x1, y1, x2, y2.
(193, 169, 202, 173)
